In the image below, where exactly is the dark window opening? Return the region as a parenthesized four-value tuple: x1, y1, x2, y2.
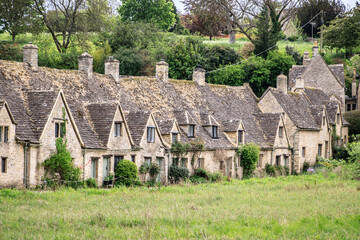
(147, 127, 155, 143)
(279, 127, 283, 138)
(1, 158, 7, 173)
(114, 156, 124, 171)
(172, 132, 178, 143)
(114, 122, 122, 137)
(318, 144, 322, 156)
(238, 130, 244, 144)
(188, 125, 195, 138)
(276, 156, 281, 166)
(211, 126, 218, 139)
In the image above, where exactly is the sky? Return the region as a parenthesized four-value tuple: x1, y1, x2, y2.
(173, 0, 358, 14)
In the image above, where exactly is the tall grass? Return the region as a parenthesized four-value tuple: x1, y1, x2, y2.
(0, 173, 359, 239)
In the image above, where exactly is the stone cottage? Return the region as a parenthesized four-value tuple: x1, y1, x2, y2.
(0, 42, 348, 188)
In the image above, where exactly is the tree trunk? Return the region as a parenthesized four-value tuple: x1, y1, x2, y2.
(11, 32, 16, 43)
(229, 31, 236, 44)
(209, 35, 212, 41)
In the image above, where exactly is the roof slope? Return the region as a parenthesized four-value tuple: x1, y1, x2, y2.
(125, 111, 151, 147)
(253, 113, 281, 147)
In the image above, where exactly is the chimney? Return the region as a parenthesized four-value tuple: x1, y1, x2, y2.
(352, 68, 357, 98)
(312, 40, 319, 56)
(193, 65, 206, 86)
(303, 50, 310, 66)
(156, 59, 169, 83)
(78, 51, 93, 79)
(295, 75, 305, 90)
(276, 74, 288, 94)
(105, 56, 119, 83)
(23, 42, 38, 72)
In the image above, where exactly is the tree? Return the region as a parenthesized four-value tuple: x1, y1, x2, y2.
(323, 5, 360, 56)
(215, 0, 301, 44)
(118, 0, 176, 31)
(297, 0, 345, 37)
(0, 0, 36, 42)
(183, 0, 228, 40)
(237, 143, 260, 178)
(34, 0, 86, 53)
(253, 2, 282, 57)
(167, 0, 188, 34)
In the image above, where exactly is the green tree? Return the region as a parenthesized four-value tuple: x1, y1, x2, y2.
(0, 0, 36, 42)
(115, 160, 139, 186)
(323, 5, 360, 56)
(118, 0, 176, 31)
(237, 143, 260, 178)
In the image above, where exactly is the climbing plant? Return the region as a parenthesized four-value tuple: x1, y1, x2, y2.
(237, 143, 260, 179)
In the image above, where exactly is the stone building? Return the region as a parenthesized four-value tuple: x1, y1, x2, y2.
(0, 42, 348, 188)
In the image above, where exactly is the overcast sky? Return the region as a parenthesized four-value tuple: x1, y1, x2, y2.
(173, 0, 357, 13)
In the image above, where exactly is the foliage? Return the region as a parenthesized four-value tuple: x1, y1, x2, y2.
(285, 46, 303, 65)
(0, 42, 22, 61)
(168, 165, 189, 183)
(202, 45, 240, 71)
(85, 178, 97, 188)
(114, 160, 139, 186)
(265, 163, 276, 177)
(237, 143, 260, 178)
(149, 163, 160, 178)
(253, 3, 282, 58)
(283, 166, 290, 176)
(323, 6, 360, 56)
(303, 162, 310, 172)
(297, 0, 345, 37)
(189, 175, 208, 183)
(208, 172, 223, 182)
(347, 140, 360, 163)
(332, 146, 350, 161)
(239, 42, 255, 59)
(171, 141, 191, 159)
(139, 163, 150, 174)
(118, 0, 176, 31)
(343, 110, 360, 137)
(193, 168, 209, 180)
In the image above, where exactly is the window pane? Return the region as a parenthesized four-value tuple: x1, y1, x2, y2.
(151, 128, 155, 142)
(188, 125, 194, 137)
(4, 127, 8, 142)
(55, 123, 59, 138)
(238, 130, 243, 143)
(0, 126, 2, 142)
(60, 123, 65, 138)
(1, 158, 6, 173)
(172, 133, 177, 143)
(114, 156, 124, 171)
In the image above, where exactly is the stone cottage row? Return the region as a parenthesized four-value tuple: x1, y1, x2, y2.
(0, 42, 348, 188)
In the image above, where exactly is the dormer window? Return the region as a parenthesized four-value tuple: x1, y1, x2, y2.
(114, 122, 122, 137)
(188, 125, 195, 138)
(172, 132, 178, 143)
(211, 126, 218, 139)
(55, 122, 65, 138)
(279, 127, 283, 138)
(322, 116, 326, 126)
(336, 113, 340, 124)
(238, 130, 244, 144)
(0, 126, 9, 143)
(147, 127, 155, 143)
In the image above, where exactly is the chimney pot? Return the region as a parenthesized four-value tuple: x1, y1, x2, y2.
(303, 50, 311, 65)
(295, 75, 305, 90)
(156, 60, 169, 83)
(193, 66, 206, 86)
(23, 43, 38, 72)
(276, 74, 288, 94)
(105, 56, 119, 83)
(79, 51, 93, 79)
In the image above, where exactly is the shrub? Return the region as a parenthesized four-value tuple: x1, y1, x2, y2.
(149, 163, 160, 179)
(168, 165, 189, 183)
(303, 162, 310, 173)
(194, 168, 209, 180)
(347, 140, 360, 163)
(208, 172, 223, 182)
(189, 175, 208, 184)
(239, 42, 254, 58)
(283, 166, 290, 176)
(139, 163, 150, 174)
(285, 46, 303, 65)
(333, 146, 350, 161)
(344, 111, 360, 137)
(237, 143, 261, 178)
(115, 160, 139, 186)
(265, 164, 276, 177)
(275, 166, 284, 176)
(85, 178, 97, 188)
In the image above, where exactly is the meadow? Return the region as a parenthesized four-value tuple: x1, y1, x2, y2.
(0, 173, 359, 239)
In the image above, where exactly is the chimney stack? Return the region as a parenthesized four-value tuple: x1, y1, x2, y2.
(295, 75, 305, 90)
(276, 74, 288, 94)
(303, 50, 310, 66)
(156, 59, 169, 83)
(352, 68, 357, 98)
(105, 56, 119, 83)
(79, 51, 93, 79)
(312, 40, 319, 56)
(23, 42, 38, 72)
(193, 65, 206, 86)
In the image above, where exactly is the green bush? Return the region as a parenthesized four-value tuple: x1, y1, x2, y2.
(265, 164, 276, 177)
(344, 111, 360, 137)
(139, 163, 150, 174)
(303, 162, 310, 173)
(285, 46, 303, 65)
(237, 143, 261, 178)
(347, 140, 360, 163)
(149, 163, 160, 179)
(85, 178, 97, 188)
(189, 175, 208, 184)
(0, 42, 22, 61)
(208, 172, 223, 182)
(168, 165, 189, 183)
(275, 166, 284, 176)
(283, 166, 290, 176)
(115, 160, 139, 186)
(333, 146, 350, 161)
(193, 168, 209, 180)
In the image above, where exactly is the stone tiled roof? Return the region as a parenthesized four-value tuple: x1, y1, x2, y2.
(222, 119, 241, 132)
(324, 101, 338, 125)
(125, 111, 151, 147)
(86, 102, 118, 147)
(157, 119, 175, 135)
(254, 113, 281, 147)
(173, 111, 196, 125)
(308, 105, 324, 128)
(0, 101, 4, 109)
(200, 113, 219, 126)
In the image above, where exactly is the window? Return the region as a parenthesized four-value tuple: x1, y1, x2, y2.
(284, 156, 289, 167)
(181, 158, 187, 167)
(302, 147, 306, 158)
(318, 144, 322, 156)
(1, 158, 7, 173)
(336, 113, 340, 124)
(91, 158, 98, 179)
(347, 104, 351, 112)
(211, 126, 218, 139)
(172, 158, 179, 166)
(197, 158, 204, 168)
(188, 125, 195, 138)
(172, 132, 178, 143)
(276, 156, 281, 166)
(114, 156, 124, 171)
(0, 126, 9, 143)
(278, 127, 283, 138)
(55, 123, 64, 138)
(238, 130, 244, 144)
(322, 116, 326, 126)
(325, 141, 329, 158)
(147, 127, 155, 143)
(114, 122, 122, 137)
(257, 154, 263, 168)
(103, 157, 110, 180)
(131, 155, 136, 163)
(353, 104, 357, 111)
(144, 157, 151, 166)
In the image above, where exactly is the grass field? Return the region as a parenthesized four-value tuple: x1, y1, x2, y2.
(0, 173, 359, 239)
